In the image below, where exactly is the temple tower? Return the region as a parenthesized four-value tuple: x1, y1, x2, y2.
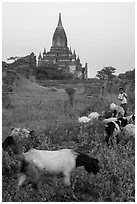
(37, 13, 88, 79)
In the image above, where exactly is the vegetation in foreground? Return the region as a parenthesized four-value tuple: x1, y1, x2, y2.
(2, 77, 135, 202)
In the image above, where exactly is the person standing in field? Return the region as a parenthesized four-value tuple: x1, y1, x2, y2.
(118, 87, 127, 117)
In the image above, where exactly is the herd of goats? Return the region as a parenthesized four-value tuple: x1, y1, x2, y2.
(78, 102, 135, 146)
(2, 102, 135, 200)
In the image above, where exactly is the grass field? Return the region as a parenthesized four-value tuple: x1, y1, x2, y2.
(2, 77, 135, 202)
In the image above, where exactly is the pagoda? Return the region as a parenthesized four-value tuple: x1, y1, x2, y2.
(38, 13, 87, 79)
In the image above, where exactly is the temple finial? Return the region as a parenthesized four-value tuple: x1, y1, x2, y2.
(43, 48, 46, 54)
(77, 55, 80, 62)
(58, 13, 62, 27)
(38, 52, 42, 59)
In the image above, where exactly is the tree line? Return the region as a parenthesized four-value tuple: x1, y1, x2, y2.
(96, 66, 135, 82)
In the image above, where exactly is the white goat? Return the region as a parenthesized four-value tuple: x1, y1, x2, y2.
(18, 148, 100, 198)
(121, 124, 135, 137)
(88, 112, 100, 120)
(78, 116, 91, 124)
(110, 103, 125, 117)
(103, 117, 118, 125)
(119, 124, 135, 146)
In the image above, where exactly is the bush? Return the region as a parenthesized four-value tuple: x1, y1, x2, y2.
(65, 87, 76, 106)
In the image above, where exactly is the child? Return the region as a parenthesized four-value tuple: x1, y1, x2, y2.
(118, 87, 127, 116)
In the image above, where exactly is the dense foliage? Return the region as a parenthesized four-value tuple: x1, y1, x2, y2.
(36, 65, 74, 80)
(2, 120, 135, 202)
(118, 69, 135, 82)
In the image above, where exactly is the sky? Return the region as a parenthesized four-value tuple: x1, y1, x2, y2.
(2, 2, 135, 78)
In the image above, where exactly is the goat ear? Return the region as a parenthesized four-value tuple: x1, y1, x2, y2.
(11, 127, 14, 131)
(2, 136, 15, 151)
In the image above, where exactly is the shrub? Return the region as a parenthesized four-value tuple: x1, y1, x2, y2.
(65, 87, 76, 106)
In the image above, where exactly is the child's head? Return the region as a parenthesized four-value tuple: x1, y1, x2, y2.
(119, 87, 124, 94)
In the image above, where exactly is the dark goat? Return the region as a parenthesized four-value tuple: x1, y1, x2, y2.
(117, 117, 128, 127)
(104, 121, 120, 146)
(2, 136, 18, 155)
(2, 128, 36, 155)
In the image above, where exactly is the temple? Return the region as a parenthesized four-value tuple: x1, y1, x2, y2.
(38, 13, 88, 79)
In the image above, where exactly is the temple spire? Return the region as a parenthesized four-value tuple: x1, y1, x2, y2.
(38, 52, 42, 59)
(77, 55, 80, 62)
(73, 49, 76, 59)
(52, 13, 67, 47)
(43, 48, 46, 58)
(58, 13, 62, 27)
(43, 48, 46, 54)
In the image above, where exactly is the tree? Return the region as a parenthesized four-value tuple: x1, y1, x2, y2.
(118, 69, 135, 90)
(96, 66, 116, 80)
(118, 69, 135, 81)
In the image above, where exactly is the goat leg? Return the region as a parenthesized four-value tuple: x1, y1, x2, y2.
(32, 180, 47, 201)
